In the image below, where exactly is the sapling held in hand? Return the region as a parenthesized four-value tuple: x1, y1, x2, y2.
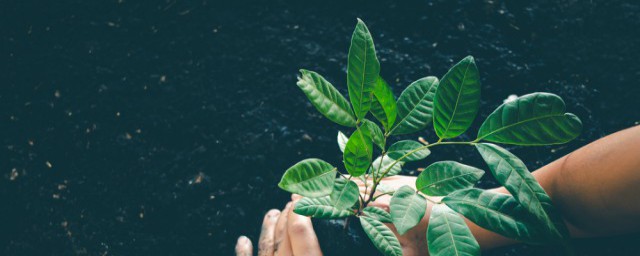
(278, 18, 582, 256)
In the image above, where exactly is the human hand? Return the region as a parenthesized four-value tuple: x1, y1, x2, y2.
(236, 175, 433, 256)
(353, 175, 434, 256)
(235, 195, 323, 256)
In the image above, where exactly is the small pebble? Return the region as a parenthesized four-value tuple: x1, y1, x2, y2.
(9, 168, 19, 181)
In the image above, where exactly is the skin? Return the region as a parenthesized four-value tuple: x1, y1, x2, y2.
(236, 195, 323, 256)
(237, 125, 640, 255)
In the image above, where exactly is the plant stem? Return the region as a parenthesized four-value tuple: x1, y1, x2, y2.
(377, 141, 474, 183)
(425, 196, 440, 204)
(371, 192, 393, 201)
(363, 140, 476, 208)
(359, 134, 388, 214)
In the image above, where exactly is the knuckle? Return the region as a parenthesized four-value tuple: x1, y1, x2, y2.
(258, 239, 274, 253)
(289, 221, 310, 235)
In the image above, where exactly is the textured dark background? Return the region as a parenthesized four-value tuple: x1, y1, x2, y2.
(2, 0, 640, 255)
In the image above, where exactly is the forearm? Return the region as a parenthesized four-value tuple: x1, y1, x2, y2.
(470, 125, 640, 249)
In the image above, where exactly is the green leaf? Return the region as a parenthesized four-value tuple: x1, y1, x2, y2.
(363, 206, 392, 223)
(416, 161, 484, 196)
(370, 155, 404, 179)
(390, 185, 427, 235)
(297, 69, 357, 127)
(387, 140, 430, 162)
(360, 216, 403, 256)
(391, 76, 439, 135)
(475, 143, 571, 243)
(347, 19, 380, 120)
(377, 184, 396, 195)
(344, 126, 373, 176)
(362, 119, 385, 150)
(370, 77, 398, 131)
(427, 204, 480, 256)
(337, 131, 348, 153)
(278, 159, 337, 197)
(433, 56, 481, 139)
(443, 188, 545, 243)
(330, 178, 360, 210)
(476, 93, 582, 145)
(293, 196, 354, 218)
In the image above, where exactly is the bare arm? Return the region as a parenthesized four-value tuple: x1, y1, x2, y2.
(476, 125, 640, 248)
(363, 125, 640, 253)
(535, 125, 640, 236)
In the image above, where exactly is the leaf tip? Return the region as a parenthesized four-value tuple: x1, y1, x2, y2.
(464, 55, 475, 63)
(426, 76, 439, 83)
(277, 179, 286, 191)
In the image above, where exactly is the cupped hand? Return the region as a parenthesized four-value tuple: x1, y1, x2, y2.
(236, 175, 433, 256)
(353, 175, 434, 256)
(235, 194, 322, 256)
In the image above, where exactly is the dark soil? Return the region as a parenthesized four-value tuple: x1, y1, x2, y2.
(2, 0, 640, 255)
(312, 217, 380, 255)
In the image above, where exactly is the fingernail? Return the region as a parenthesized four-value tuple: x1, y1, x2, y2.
(237, 236, 249, 244)
(267, 209, 281, 218)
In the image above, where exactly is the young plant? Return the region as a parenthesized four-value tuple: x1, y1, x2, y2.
(278, 19, 582, 256)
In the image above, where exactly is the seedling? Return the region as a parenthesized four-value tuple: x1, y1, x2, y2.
(278, 19, 581, 256)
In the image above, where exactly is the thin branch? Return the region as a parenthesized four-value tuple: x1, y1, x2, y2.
(364, 140, 476, 207)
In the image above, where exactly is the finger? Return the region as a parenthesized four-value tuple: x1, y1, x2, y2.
(366, 197, 391, 212)
(359, 187, 368, 197)
(235, 236, 253, 256)
(353, 177, 372, 187)
(291, 194, 302, 201)
(287, 201, 322, 256)
(274, 202, 293, 256)
(258, 209, 281, 256)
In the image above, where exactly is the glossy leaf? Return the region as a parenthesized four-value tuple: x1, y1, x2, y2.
(433, 56, 481, 139)
(443, 188, 545, 243)
(347, 19, 380, 119)
(476, 93, 582, 145)
(390, 185, 427, 235)
(387, 140, 430, 162)
(427, 204, 480, 256)
(337, 131, 348, 152)
(278, 159, 337, 197)
(371, 77, 398, 131)
(297, 69, 357, 127)
(344, 126, 373, 176)
(294, 196, 354, 218)
(370, 155, 404, 179)
(360, 216, 403, 256)
(416, 161, 484, 196)
(330, 178, 360, 210)
(362, 119, 385, 150)
(391, 76, 439, 135)
(476, 143, 571, 243)
(363, 206, 392, 223)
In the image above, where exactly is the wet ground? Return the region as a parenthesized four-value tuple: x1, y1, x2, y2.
(2, 0, 640, 255)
